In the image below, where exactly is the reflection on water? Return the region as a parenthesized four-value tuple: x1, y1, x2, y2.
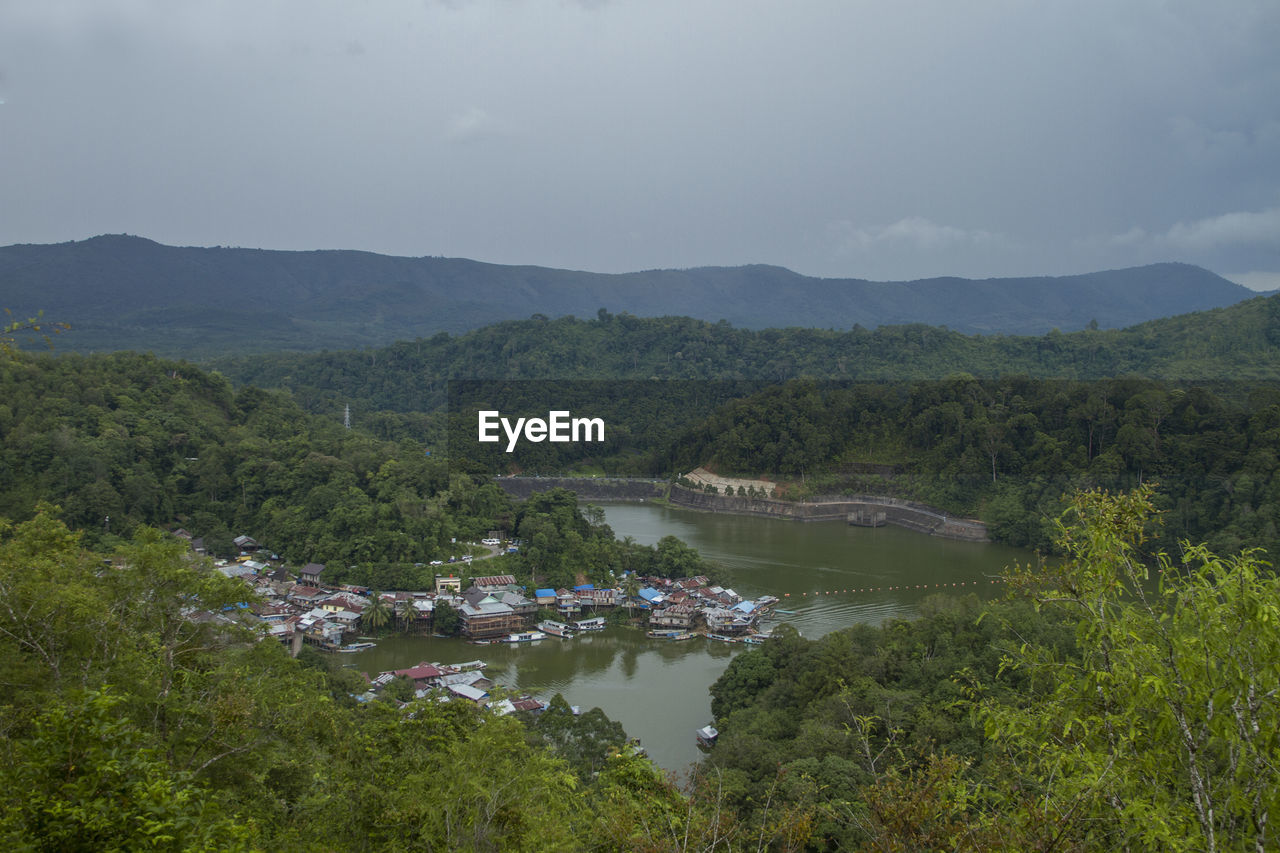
(343, 502, 1029, 774)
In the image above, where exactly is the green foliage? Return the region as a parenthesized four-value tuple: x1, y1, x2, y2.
(432, 599, 461, 636)
(0, 351, 509, 569)
(8, 333, 1276, 568)
(701, 488, 1280, 850)
(216, 294, 1280, 418)
(508, 487, 714, 589)
(1, 689, 253, 852)
(361, 594, 393, 634)
(1, 309, 71, 355)
(523, 693, 628, 782)
(703, 596, 1075, 848)
(0, 508, 762, 851)
(664, 376, 1280, 557)
(0, 510, 327, 847)
(986, 486, 1280, 851)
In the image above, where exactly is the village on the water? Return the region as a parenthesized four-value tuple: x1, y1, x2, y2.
(179, 529, 779, 732)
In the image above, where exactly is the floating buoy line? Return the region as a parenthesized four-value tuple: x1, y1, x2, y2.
(780, 578, 1007, 598)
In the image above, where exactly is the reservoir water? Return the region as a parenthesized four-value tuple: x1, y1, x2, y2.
(346, 503, 1030, 775)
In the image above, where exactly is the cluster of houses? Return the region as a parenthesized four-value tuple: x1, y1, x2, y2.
(177, 530, 778, 655)
(637, 577, 778, 638)
(363, 659, 549, 715)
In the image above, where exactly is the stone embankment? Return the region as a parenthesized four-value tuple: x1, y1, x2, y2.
(668, 485, 988, 542)
(493, 477, 989, 543)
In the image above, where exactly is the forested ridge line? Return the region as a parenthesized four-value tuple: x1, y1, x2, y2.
(4, 309, 1280, 848)
(654, 376, 1280, 555)
(212, 294, 1280, 415)
(439, 372, 1280, 557)
(7, 338, 1280, 564)
(5, 234, 1257, 352)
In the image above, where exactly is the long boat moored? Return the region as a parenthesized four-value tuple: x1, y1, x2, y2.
(505, 631, 548, 643)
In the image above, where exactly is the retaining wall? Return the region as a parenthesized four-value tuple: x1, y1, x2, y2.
(667, 486, 989, 542)
(492, 477, 989, 543)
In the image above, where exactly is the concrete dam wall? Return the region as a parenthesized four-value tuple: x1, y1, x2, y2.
(667, 486, 989, 542)
(494, 477, 988, 543)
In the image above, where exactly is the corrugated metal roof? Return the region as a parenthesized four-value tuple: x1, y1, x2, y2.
(448, 683, 488, 702)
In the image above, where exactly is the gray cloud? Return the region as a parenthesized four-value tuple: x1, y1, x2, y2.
(444, 107, 510, 143)
(828, 218, 1009, 255)
(1226, 271, 1280, 292)
(0, 0, 1277, 285)
(1162, 208, 1280, 252)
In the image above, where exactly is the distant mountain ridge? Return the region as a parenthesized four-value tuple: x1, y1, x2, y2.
(0, 234, 1258, 355)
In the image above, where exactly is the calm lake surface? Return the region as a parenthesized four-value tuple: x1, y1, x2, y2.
(345, 503, 1030, 775)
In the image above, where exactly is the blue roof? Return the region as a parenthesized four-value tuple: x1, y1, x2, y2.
(733, 601, 756, 613)
(638, 587, 662, 602)
(535, 588, 556, 598)
(573, 583, 595, 591)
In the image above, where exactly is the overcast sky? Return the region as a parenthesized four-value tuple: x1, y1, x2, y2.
(2, 1, 1278, 287)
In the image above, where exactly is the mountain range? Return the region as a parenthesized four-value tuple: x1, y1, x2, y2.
(0, 234, 1263, 355)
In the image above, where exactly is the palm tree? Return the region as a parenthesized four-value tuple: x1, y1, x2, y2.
(362, 594, 392, 634)
(623, 573, 640, 619)
(396, 597, 418, 634)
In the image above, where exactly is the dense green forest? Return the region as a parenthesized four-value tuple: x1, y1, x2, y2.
(657, 376, 1280, 555)
(4, 483, 1276, 849)
(202, 298, 1280, 560)
(5, 301, 1280, 849)
(214, 295, 1280, 416)
(0, 351, 721, 592)
(0, 511, 781, 851)
(700, 488, 1280, 851)
(0, 350, 490, 565)
(438, 373, 1280, 558)
(10, 324, 1276, 566)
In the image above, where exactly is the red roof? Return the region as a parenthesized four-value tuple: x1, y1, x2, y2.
(394, 664, 444, 681)
(512, 698, 545, 712)
(473, 574, 517, 587)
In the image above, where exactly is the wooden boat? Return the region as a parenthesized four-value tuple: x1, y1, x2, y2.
(537, 620, 576, 638)
(647, 629, 683, 639)
(505, 631, 548, 643)
(574, 617, 606, 631)
(695, 725, 719, 747)
(337, 641, 377, 653)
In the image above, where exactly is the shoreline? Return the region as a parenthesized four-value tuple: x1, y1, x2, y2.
(493, 476, 989, 543)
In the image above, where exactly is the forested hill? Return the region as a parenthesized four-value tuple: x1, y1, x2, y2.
(0, 234, 1258, 354)
(215, 293, 1280, 415)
